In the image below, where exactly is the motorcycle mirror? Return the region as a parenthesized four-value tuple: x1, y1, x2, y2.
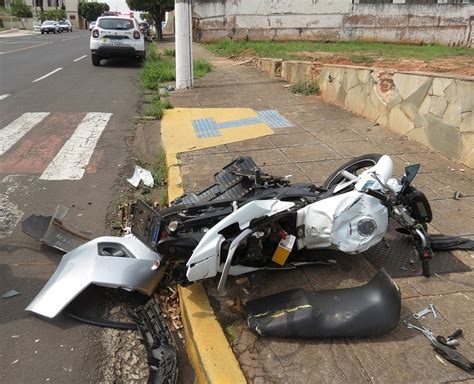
(404, 164, 420, 185)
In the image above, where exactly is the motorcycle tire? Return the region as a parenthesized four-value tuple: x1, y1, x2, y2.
(322, 153, 382, 190)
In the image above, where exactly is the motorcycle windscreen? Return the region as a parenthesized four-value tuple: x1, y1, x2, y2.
(246, 268, 401, 338)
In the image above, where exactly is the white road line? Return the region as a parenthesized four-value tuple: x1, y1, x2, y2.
(0, 175, 27, 239)
(73, 55, 87, 62)
(40, 112, 112, 180)
(32, 67, 62, 83)
(0, 112, 50, 156)
(0, 94, 10, 100)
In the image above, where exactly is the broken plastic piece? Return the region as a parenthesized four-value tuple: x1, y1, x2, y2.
(2, 290, 21, 299)
(246, 268, 400, 338)
(21, 205, 91, 253)
(26, 235, 165, 318)
(131, 299, 178, 384)
(453, 191, 462, 200)
(127, 165, 154, 188)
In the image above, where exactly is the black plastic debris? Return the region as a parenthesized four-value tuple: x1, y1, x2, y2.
(132, 299, 178, 384)
(246, 268, 401, 338)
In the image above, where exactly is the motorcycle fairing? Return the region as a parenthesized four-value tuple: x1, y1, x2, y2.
(297, 191, 388, 253)
(246, 268, 400, 338)
(21, 205, 91, 253)
(186, 200, 295, 282)
(26, 234, 163, 319)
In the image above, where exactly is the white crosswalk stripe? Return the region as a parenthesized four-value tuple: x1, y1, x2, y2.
(40, 112, 113, 180)
(0, 112, 50, 156)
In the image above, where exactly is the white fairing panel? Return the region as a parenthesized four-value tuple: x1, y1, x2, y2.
(355, 155, 393, 192)
(298, 191, 388, 254)
(186, 200, 295, 282)
(26, 235, 162, 318)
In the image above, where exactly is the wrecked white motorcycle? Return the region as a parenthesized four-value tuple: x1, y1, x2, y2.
(183, 154, 434, 293)
(24, 154, 440, 319)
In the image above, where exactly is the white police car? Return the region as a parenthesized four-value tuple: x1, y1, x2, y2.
(90, 15, 146, 66)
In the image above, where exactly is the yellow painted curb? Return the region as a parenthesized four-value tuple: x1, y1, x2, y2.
(179, 284, 247, 384)
(164, 127, 246, 383)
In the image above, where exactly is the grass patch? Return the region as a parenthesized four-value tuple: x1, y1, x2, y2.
(150, 147, 167, 186)
(205, 40, 473, 62)
(140, 59, 175, 90)
(224, 322, 239, 345)
(290, 82, 320, 96)
(163, 48, 176, 57)
(194, 59, 213, 79)
(140, 48, 213, 90)
(145, 93, 173, 119)
(350, 55, 375, 65)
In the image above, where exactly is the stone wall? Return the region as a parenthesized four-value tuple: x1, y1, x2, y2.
(257, 58, 474, 168)
(193, 0, 473, 46)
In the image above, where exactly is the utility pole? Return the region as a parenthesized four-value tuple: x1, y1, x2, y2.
(175, 0, 193, 89)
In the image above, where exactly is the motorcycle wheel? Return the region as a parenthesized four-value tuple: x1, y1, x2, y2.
(322, 153, 382, 190)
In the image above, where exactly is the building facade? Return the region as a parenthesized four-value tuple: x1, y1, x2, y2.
(193, 0, 474, 46)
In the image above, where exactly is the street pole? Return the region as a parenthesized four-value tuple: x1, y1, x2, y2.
(175, 0, 193, 89)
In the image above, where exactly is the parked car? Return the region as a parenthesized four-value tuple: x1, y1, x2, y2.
(88, 21, 96, 31)
(59, 19, 72, 32)
(41, 20, 61, 34)
(90, 15, 146, 66)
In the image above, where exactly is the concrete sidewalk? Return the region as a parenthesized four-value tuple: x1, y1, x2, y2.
(168, 45, 474, 383)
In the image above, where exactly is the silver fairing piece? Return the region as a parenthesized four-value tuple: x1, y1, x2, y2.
(26, 234, 162, 319)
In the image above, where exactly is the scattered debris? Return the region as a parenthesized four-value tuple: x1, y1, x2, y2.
(35, 339, 40, 343)
(2, 289, 20, 299)
(235, 277, 249, 285)
(154, 287, 183, 332)
(11, 335, 19, 338)
(11, 359, 19, 365)
(127, 165, 154, 188)
(165, 85, 175, 92)
(436, 354, 449, 367)
(132, 299, 178, 384)
(454, 191, 463, 200)
(110, 306, 122, 315)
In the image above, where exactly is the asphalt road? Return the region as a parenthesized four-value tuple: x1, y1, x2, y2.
(0, 30, 143, 383)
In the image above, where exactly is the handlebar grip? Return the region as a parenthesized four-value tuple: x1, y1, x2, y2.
(422, 260, 431, 278)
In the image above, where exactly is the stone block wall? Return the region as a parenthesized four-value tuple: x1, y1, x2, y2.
(257, 58, 474, 168)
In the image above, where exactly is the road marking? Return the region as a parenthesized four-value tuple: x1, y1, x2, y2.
(40, 112, 112, 180)
(73, 55, 87, 62)
(0, 112, 50, 156)
(0, 94, 10, 100)
(61, 36, 78, 42)
(0, 112, 84, 174)
(32, 67, 63, 83)
(0, 175, 27, 239)
(0, 42, 49, 55)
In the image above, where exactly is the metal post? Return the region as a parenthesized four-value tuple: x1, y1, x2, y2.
(175, 0, 193, 89)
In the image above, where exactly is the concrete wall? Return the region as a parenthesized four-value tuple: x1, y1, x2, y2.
(193, 0, 474, 46)
(257, 58, 474, 168)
